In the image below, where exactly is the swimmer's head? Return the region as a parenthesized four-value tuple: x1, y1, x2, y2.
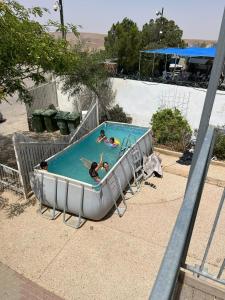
(40, 161, 48, 170)
(100, 130, 105, 137)
(103, 162, 109, 170)
(109, 137, 114, 144)
(90, 162, 98, 170)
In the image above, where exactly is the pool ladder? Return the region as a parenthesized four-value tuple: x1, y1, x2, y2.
(117, 135, 134, 159)
(131, 147, 144, 190)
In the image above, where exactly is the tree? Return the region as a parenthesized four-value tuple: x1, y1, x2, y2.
(61, 50, 114, 116)
(0, 0, 78, 103)
(104, 18, 141, 74)
(140, 17, 186, 77)
(141, 17, 186, 49)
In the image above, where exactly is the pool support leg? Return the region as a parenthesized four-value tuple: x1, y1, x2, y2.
(63, 182, 86, 229)
(38, 174, 61, 220)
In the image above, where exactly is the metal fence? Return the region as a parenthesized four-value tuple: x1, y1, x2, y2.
(26, 81, 58, 118)
(149, 7, 225, 300)
(0, 163, 23, 194)
(69, 100, 98, 143)
(185, 187, 225, 285)
(149, 126, 217, 300)
(13, 100, 99, 197)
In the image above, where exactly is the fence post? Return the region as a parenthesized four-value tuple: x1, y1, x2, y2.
(12, 134, 27, 199)
(96, 97, 99, 125)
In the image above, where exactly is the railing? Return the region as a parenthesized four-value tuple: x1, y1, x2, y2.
(0, 163, 23, 194)
(149, 125, 217, 300)
(69, 100, 98, 144)
(150, 7, 225, 298)
(13, 100, 99, 197)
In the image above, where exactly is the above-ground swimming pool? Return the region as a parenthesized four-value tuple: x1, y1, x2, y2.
(31, 122, 152, 223)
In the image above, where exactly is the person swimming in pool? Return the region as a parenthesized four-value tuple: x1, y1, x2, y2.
(103, 162, 110, 172)
(89, 161, 103, 182)
(97, 129, 107, 143)
(40, 160, 48, 171)
(105, 137, 119, 148)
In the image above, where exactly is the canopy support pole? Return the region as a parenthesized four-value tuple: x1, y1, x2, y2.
(152, 53, 156, 77)
(172, 56, 178, 79)
(138, 51, 142, 80)
(164, 54, 167, 71)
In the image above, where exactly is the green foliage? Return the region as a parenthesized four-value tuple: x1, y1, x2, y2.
(107, 104, 131, 123)
(104, 18, 141, 74)
(61, 50, 114, 115)
(213, 133, 225, 160)
(141, 17, 186, 49)
(151, 108, 192, 151)
(104, 16, 186, 77)
(0, 0, 78, 103)
(140, 17, 186, 77)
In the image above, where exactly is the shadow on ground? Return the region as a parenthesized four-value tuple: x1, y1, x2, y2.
(0, 190, 36, 218)
(0, 134, 17, 168)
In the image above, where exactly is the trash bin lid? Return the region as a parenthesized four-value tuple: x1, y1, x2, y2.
(66, 112, 80, 121)
(54, 111, 70, 120)
(41, 109, 57, 117)
(32, 109, 46, 116)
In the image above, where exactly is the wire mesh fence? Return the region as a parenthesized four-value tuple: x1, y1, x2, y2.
(0, 163, 23, 195)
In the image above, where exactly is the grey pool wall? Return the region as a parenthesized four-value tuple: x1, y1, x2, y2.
(31, 122, 152, 221)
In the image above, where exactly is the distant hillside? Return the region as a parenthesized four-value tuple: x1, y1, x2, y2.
(52, 32, 216, 50)
(52, 32, 106, 50)
(184, 39, 216, 47)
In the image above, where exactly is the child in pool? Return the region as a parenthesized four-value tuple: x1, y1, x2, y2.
(89, 160, 103, 182)
(103, 162, 110, 172)
(97, 130, 107, 143)
(40, 161, 48, 171)
(105, 137, 119, 148)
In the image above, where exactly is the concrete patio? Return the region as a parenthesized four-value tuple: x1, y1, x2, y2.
(0, 160, 224, 299)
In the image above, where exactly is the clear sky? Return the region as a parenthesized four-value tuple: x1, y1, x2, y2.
(19, 0, 224, 40)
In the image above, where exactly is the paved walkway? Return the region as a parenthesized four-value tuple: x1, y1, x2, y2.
(0, 167, 224, 299)
(0, 262, 63, 300)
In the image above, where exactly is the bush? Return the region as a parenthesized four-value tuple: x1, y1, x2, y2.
(151, 108, 192, 151)
(213, 132, 225, 160)
(107, 104, 132, 123)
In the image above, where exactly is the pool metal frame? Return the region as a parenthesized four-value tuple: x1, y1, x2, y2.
(31, 121, 152, 228)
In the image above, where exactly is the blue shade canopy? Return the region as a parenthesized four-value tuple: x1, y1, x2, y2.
(142, 47, 216, 58)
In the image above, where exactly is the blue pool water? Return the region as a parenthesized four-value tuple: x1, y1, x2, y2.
(48, 123, 148, 185)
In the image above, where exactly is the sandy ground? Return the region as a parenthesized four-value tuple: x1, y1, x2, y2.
(0, 167, 224, 300)
(0, 94, 225, 299)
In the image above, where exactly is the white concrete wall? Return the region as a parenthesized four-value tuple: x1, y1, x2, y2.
(56, 81, 80, 113)
(111, 78, 225, 129)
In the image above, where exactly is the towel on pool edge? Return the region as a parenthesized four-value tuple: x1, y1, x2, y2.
(143, 153, 163, 180)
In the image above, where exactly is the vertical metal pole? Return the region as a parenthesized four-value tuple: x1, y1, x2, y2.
(164, 54, 167, 71)
(188, 8, 225, 181)
(199, 188, 225, 272)
(217, 258, 225, 279)
(96, 98, 99, 125)
(12, 135, 27, 200)
(172, 57, 177, 79)
(59, 0, 66, 40)
(152, 53, 156, 77)
(138, 51, 142, 80)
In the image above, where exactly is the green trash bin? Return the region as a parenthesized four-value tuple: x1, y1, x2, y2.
(41, 109, 58, 132)
(32, 109, 46, 133)
(54, 111, 70, 135)
(66, 112, 80, 133)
